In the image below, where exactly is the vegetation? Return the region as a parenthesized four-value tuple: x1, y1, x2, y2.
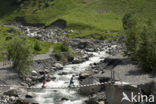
(53, 41, 74, 62)
(0, 0, 155, 37)
(7, 37, 33, 79)
(0, 26, 53, 61)
(34, 39, 42, 51)
(123, 13, 156, 72)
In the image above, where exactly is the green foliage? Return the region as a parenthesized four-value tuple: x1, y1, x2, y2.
(123, 13, 156, 72)
(53, 41, 74, 62)
(1, 0, 156, 37)
(7, 37, 33, 79)
(136, 22, 156, 72)
(34, 39, 42, 51)
(0, 26, 53, 60)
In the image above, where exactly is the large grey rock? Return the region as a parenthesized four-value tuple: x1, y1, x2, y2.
(79, 70, 93, 80)
(31, 70, 38, 76)
(3, 89, 18, 97)
(79, 76, 101, 95)
(54, 63, 63, 70)
(25, 92, 36, 98)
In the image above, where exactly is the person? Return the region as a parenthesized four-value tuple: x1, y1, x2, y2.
(42, 72, 46, 88)
(69, 75, 75, 87)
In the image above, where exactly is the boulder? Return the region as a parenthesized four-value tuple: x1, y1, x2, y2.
(47, 75, 56, 81)
(61, 97, 69, 101)
(32, 70, 38, 76)
(26, 78, 32, 83)
(58, 72, 68, 75)
(25, 92, 36, 98)
(3, 89, 18, 97)
(31, 76, 38, 81)
(54, 63, 63, 70)
(79, 70, 93, 80)
(79, 76, 101, 95)
(16, 98, 30, 104)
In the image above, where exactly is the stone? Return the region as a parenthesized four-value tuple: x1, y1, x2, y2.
(26, 78, 32, 83)
(25, 92, 36, 98)
(79, 70, 93, 80)
(31, 76, 38, 81)
(3, 89, 18, 97)
(47, 75, 56, 81)
(54, 63, 63, 70)
(32, 70, 38, 76)
(79, 76, 101, 95)
(58, 72, 68, 75)
(61, 97, 69, 101)
(16, 98, 30, 104)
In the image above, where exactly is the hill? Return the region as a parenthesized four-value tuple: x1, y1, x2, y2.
(0, 0, 156, 36)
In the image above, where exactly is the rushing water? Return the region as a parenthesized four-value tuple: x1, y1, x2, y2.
(27, 46, 115, 104)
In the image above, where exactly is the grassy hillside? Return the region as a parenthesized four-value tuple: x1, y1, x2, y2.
(0, 0, 155, 32)
(0, 26, 53, 61)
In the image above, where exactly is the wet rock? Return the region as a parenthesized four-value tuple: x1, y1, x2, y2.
(139, 82, 153, 95)
(3, 89, 18, 97)
(25, 92, 36, 98)
(54, 63, 63, 70)
(58, 72, 68, 75)
(16, 98, 30, 104)
(26, 78, 32, 83)
(79, 76, 101, 95)
(72, 57, 85, 64)
(47, 75, 56, 81)
(61, 97, 69, 101)
(32, 70, 38, 76)
(79, 70, 93, 80)
(31, 76, 38, 81)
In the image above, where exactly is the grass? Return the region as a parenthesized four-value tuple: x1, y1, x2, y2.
(0, 26, 53, 61)
(0, 0, 155, 37)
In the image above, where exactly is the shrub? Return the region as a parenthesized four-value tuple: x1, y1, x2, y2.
(34, 40, 42, 51)
(7, 37, 33, 79)
(123, 13, 156, 72)
(53, 41, 74, 62)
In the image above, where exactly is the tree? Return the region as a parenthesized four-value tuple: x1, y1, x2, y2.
(123, 13, 156, 72)
(136, 22, 156, 72)
(7, 37, 33, 79)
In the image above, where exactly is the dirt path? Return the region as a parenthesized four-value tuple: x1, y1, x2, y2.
(94, 54, 156, 85)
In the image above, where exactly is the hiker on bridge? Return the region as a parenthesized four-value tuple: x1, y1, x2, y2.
(42, 72, 46, 88)
(69, 75, 75, 87)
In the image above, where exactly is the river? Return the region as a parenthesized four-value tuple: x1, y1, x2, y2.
(26, 46, 113, 104)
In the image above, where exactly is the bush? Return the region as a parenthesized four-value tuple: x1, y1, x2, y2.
(123, 13, 156, 72)
(34, 40, 42, 51)
(53, 41, 74, 62)
(7, 37, 33, 79)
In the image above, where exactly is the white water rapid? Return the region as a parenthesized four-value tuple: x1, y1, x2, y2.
(27, 46, 115, 104)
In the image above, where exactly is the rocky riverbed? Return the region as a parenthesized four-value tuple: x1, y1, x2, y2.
(0, 24, 156, 104)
